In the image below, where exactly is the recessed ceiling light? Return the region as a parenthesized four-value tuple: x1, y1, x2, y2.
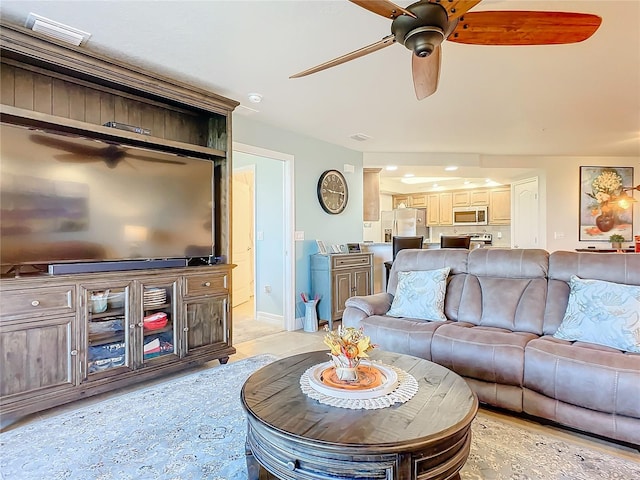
(464, 180, 471, 185)
(385, 165, 398, 171)
(432, 183, 439, 188)
(248, 93, 263, 103)
(485, 178, 492, 183)
(404, 173, 414, 178)
(444, 166, 458, 171)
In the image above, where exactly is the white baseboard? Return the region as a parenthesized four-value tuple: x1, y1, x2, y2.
(256, 311, 284, 327)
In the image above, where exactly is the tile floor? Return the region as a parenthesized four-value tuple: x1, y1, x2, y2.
(2, 305, 638, 465)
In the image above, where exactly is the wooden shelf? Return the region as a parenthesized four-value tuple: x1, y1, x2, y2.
(88, 332, 125, 346)
(0, 105, 226, 159)
(89, 308, 125, 320)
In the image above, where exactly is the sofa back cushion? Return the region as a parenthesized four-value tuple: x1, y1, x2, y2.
(457, 249, 549, 335)
(544, 251, 640, 335)
(389, 249, 469, 321)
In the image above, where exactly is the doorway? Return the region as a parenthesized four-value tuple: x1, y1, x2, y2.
(231, 166, 255, 308)
(512, 177, 541, 249)
(231, 143, 295, 343)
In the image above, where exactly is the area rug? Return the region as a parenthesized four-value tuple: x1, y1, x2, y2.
(1, 354, 638, 480)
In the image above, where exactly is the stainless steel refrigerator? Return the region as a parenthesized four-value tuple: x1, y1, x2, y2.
(380, 208, 428, 242)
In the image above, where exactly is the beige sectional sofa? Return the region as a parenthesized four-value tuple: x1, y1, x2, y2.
(342, 248, 640, 445)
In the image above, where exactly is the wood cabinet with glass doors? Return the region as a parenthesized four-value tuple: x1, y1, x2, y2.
(0, 266, 234, 423)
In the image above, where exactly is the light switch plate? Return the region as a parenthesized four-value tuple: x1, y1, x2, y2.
(294, 231, 304, 241)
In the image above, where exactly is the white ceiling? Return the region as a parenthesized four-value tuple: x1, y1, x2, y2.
(1, 1, 639, 191)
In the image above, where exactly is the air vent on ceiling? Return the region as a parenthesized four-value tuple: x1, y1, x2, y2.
(349, 133, 372, 142)
(25, 13, 91, 46)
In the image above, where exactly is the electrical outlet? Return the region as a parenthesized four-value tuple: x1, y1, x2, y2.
(497, 232, 502, 239)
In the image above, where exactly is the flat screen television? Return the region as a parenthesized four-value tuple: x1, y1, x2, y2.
(0, 121, 215, 274)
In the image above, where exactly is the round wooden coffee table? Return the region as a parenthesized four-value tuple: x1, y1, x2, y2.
(241, 350, 478, 480)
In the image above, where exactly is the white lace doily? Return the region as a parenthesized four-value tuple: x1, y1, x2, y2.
(300, 361, 419, 410)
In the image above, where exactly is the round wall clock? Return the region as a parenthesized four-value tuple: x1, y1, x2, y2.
(317, 169, 349, 214)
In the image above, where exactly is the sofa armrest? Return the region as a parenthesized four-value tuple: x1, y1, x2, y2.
(345, 293, 393, 317)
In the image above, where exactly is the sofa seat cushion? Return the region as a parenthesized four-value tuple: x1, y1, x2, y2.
(524, 336, 640, 418)
(431, 323, 537, 386)
(359, 315, 449, 361)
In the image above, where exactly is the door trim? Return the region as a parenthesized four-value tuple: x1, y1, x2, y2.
(232, 142, 295, 331)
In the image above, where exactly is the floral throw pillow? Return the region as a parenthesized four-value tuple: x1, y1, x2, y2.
(387, 268, 450, 321)
(553, 275, 640, 352)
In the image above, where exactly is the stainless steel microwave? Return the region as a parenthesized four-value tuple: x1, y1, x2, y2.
(453, 206, 488, 226)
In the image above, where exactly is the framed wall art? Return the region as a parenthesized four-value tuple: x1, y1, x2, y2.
(579, 166, 634, 241)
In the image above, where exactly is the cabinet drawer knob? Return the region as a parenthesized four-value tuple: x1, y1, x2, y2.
(138, 322, 144, 328)
(31, 300, 40, 307)
(70, 350, 78, 356)
(286, 460, 297, 471)
(202, 281, 211, 287)
(183, 327, 189, 332)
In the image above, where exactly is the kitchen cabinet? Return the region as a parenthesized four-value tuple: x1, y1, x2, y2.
(310, 253, 373, 329)
(392, 195, 411, 208)
(363, 168, 382, 221)
(470, 190, 490, 205)
(439, 193, 453, 225)
(427, 194, 440, 225)
(452, 190, 490, 208)
(410, 194, 428, 208)
(452, 191, 470, 207)
(489, 188, 511, 225)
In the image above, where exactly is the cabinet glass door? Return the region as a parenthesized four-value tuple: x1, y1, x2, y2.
(140, 281, 178, 365)
(84, 285, 131, 379)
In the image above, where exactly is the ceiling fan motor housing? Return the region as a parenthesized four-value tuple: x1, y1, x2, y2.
(392, 1, 449, 57)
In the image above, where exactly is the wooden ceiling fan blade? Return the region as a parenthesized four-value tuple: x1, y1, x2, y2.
(412, 45, 441, 100)
(349, 0, 416, 19)
(438, 0, 483, 21)
(290, 35, 396, 79)
(447, 11, 602, 45)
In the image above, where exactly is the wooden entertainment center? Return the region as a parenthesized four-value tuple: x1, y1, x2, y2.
(0, 23, 239, 422)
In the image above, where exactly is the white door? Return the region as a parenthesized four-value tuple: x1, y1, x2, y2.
(232, 168, 254, 307)
(512, 177, 540, 249)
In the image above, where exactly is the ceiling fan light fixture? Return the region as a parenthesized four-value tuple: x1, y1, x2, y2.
(404, 26, 445, 57)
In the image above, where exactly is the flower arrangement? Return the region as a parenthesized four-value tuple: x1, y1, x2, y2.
(586, 169, 623, 214)
(323, 326, 376, 381)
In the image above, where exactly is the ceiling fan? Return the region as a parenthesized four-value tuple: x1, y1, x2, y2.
(30, 133, 186, 169)
(290, 0, 602, 100)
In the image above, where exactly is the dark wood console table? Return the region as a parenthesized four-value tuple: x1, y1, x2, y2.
(241, 350, 478, 480)
(575, 248, 637, 253)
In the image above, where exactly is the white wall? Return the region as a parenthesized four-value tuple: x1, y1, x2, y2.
(482, 155, 639, 251)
